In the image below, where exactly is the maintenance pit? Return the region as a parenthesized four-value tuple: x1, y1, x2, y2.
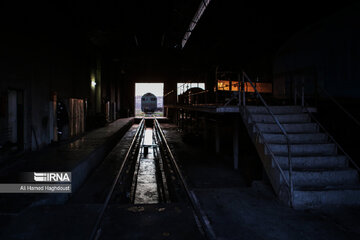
(1, 1, 360, 240)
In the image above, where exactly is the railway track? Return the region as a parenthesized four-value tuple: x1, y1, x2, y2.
(88, 118, 216, 240)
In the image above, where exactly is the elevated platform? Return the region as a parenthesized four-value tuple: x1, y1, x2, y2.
(165, 104, 240, 113)
(165, 104, 317, 114)
(0, 118, 134, 214)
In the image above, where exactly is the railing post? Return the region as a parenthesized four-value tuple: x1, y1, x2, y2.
(301, 77, 305, 107)
(243, 70, 294, 207)
(238, 73, 241, 106)
(287, 140, 294, 207)
(233, 118, 239, 170)
(242, 72, 245, 107)
(215, 66, 219, 106)
(294, 79, 297, 105)
(314, 71, 319, 107)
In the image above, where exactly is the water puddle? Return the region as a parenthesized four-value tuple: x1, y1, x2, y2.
(134, 128, 159, 204)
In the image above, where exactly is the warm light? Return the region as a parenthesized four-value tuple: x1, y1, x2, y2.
(231, 82, 239, 91)
(90, 72, 96, 89)
(217, 80, 272, 93)
(217, 80, 230, 91)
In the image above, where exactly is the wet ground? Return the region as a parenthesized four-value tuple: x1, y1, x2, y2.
(0, 124, 204, 240)
(134, 128, 159, 204)
(0, 125, 139, 239)
(0, 118, 133, 214)
(1, 122, 360, 239)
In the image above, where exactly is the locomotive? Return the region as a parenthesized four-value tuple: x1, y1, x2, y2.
(141, 92, 157, 113)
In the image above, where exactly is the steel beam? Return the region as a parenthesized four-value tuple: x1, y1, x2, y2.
(181, 0, 211, 48)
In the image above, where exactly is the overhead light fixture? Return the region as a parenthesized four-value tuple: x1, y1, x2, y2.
(181, 0, 211, 49)
(91, 72, 97, 89)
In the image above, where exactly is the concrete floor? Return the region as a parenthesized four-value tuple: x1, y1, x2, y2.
(0, 118, 133, 215)
(162, 123, 360, 240)
(0, 124, 203, 240)
(1, 122, 360, 239)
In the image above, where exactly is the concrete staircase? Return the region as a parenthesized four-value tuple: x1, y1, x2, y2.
(242, 105, 360, 208)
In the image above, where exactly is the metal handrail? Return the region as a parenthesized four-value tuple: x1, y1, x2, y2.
(188, 89, 209, 96)
(246, 109, 291, 185)
(164, 90, 175, 98)
(319, 87, 360, 128)
(242, 71, 294, 207)
(303, 105, 360, 173)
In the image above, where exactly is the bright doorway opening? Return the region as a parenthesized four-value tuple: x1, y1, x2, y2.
(135, 83, 164, 117)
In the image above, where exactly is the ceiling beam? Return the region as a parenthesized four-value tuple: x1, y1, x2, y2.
(181, 0, 212, 49)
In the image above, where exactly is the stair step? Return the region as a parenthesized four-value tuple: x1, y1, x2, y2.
(268, 143, 337, 156)
(274, 155, 348, 169)
(255, 123, 318, 133)
(250, 113, 310, 123)
(292, 188, 360, 208)
(247, 106, 303, 114)
(281, 169, 359, 188)
(263, 133, 328, 144)
(244, 105, 360, 208)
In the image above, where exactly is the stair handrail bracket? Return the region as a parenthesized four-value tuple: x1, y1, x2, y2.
(242, 71, 294, 207)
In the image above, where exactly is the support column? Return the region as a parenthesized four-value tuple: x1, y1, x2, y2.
(215, 120, 220, 154)
(177, 109, 180, 127)
(233, 118, 239, 170)
(184, 110, 187, 132)
(201, 117, 208, 148)
(181, 109, 184, 131)
(189, 111, 193, 134)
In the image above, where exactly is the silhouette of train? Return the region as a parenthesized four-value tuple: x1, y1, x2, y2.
(141, 93, 157, 113)
(178, 87, 205, 105)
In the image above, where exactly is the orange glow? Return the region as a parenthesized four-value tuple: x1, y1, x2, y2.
(217, 80, 230, 91)
(231, 82, 239, 91)
(217, 81, 272, 93)
(244, 82, 272, 93)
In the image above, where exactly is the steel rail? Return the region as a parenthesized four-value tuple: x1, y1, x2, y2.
(243, 71, 294, 207)
(154, 119, 216, 240)
(89, 118, 145, 240)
